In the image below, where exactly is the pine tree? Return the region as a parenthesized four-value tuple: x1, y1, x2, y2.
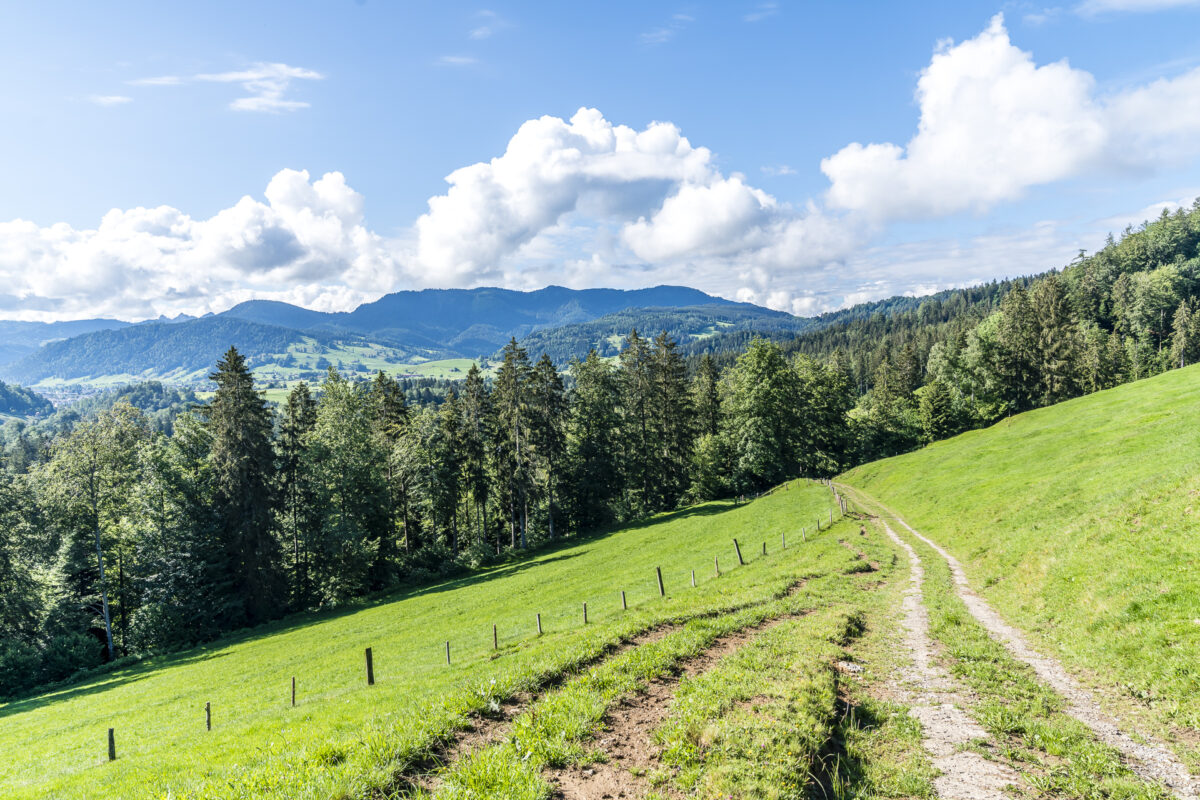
(723, 339, 802, 491)
(649, 332, 692, 509)
(692, 354, 721, 437)
(278, 382, 317, 606)
(995, 286, 1041, 413)
(459, 364, 493, 552)
(1170, 299, 1200, 368)
(918, 380, 955, 444)
(368, 372, 409, 584)
(618, 329, 654, 515)
(1032, 275, 1082, 405)
(493, 339, 534, 549)
(204, 347, 283, 626)
(566, 351, 623, 529)
(529, 354, 567, 539)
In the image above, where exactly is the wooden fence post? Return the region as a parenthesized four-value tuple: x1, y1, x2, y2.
(108, 728, 116, 761)
(493, 624, 498, 650)
(445, 641, 451, 665)
(762, 541, 767, 556)
(656, 567, 665, 597)
(537, 613, 543, 635)
(205, 701, 211, 731)
(714, 556, 720, 576)
(733, 539, 744, 565)
(782, 531, 786, 549)
(583, 602, 588, 624)
(365, 647, 375, 686)
(621, 590, 627, 610)
(291, 676, 296, 707)
(691, 569, 696, 587)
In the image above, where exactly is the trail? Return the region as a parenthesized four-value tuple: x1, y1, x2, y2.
(877, 518, 1020, 799)
(545, 615, 795, 800)
(846, 485, 1199, 800)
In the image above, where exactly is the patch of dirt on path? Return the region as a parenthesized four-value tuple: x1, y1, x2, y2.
(879, 519, 1021, 800)
(546, 615, 798, 800)
(890, 516, 1200, 800)
(409, 624, 678, 794)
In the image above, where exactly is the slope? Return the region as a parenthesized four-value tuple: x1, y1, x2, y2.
(0, 482, 852, 800)
(841, 364, 1200, 751)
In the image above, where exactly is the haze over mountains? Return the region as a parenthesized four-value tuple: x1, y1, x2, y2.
(0, 285, 805, 387)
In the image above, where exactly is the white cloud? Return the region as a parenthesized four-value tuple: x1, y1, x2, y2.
(820, 14, 1200, 223)
(436, 55, 478, 66)
(195, 62, 323, 112)
(127, 75, 183, 86)
(87, 95, 133, 106)
(412, 107, 858, 290)
(639, 13, 693, 44)
(0, 170, 400, 321)
(744, 3, 779, 22)
(469, 9, 510, 39)
(761, 164, 796, 176)
(1077, 0, 1200, 12)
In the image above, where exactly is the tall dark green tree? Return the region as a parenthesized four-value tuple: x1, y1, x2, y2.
(723, 339, 802, 491)
(278, 382, 317, 606)
(1032, 275, 1082, 405)
(995, 286, 1041, 414)
(529, 353, 567, 539)
(493, 339, 534, 549)
(692, 354, 721, 437)
(566, 351, 623, 529)
(459, 364, 493, 552)
(619, 329, 655, 515)
(649, 332, 692, 509)
(204, 347, 283, 626)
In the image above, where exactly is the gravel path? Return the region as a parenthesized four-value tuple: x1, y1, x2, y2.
(879, 519, 1020, 799)
(890, 515, 1199, 800)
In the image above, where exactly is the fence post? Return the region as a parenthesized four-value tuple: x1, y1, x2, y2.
(291, 676, 296, 707)
(802, 527, 807, 543)
(365, 647, 375, 686)
(493, 624, 498, 650)
(537, 613, 543, 635)
(691, 569, 696, 587)
(205, 701, 211, 731)
(621, 590, 627, 610)
(445, 641, 451, 665)
(733, 539, 744, 565)
(782, 531, 786, 549)
(583, 602, 588, 624)
(108, 728, 116, 761)
(762, 541, 767, 556)
(714, 556, 720, 577)
(656, 567, 665, 597)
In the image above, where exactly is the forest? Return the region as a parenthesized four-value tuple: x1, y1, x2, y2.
(3, 200, 1200, 697)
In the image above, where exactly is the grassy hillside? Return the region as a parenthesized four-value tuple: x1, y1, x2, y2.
(842, 364, 1200, 737)
(0, 481, 858, 800)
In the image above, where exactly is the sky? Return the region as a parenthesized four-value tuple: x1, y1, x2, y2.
(3, 0, 1200, 322)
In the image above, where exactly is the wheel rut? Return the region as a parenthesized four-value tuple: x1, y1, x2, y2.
(890, 514, 1200, 800)
(878, 518, 1021, 799)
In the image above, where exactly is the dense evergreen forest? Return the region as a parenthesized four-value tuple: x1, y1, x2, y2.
(2, 201, 1200, 697)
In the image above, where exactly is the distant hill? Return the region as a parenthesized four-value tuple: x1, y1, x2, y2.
(223, 285, 737, 352)
(514, 303, 809, 364)
(0, 319, 130, 369)
(2, 285, 752, 386)
(2, 317, 315, 385)
(0, 380, 52, 418)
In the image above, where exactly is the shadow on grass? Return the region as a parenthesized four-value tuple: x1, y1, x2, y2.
(0, 498, 749, 718)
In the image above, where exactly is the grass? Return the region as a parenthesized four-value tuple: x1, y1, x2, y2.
(903, 524, 1172, 799)
(841, 365, 1200, 756)
(0, 481, 847, 800)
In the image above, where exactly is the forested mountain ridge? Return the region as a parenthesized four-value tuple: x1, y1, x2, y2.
(511, 303, 809, 364)
(0, 380, 52, 419)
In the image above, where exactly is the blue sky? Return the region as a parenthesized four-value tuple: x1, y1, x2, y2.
(3, 0, 1200, 320)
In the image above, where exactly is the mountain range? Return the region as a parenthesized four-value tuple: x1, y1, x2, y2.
(0, 285, 804, 388)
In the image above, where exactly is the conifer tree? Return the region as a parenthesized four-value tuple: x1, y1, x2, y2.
(459, 364, 493, 551)
(278, 382, 317, 606)
(1032, 275, 1082, 405)
(995, 286, 1041, 413)
(529, 354, 567, 539)
(618, 329, 654, 514)
(649, 332, 692, 509)
(493, 339, 534, 548)
(1170, 299, 1200, 368)
(566, 351, 622, 529)
(204, 347, 283, 626)
(692, 354, 721, 437)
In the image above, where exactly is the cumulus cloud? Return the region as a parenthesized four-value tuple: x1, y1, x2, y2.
(412, 107, 858, 294)
(0, 170, 399, 321)
(820, 15, 1200, 222)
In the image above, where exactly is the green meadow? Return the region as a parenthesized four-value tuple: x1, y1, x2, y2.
(0, 481, 855, 800)
(842, 363, 1200, 756)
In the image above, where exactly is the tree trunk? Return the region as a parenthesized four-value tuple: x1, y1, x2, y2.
(93, 521, 116, 661)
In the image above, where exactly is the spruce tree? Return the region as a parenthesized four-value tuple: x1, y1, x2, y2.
(493, 339, 534, 548)
(278, 382, 317, 606)
(1032, 275, 1082, 405)
(205, 347, 283, 626)
(459, 364, 493, 552)
(649, 332, 692, 509)
(692, 354, 721, 437)
(566, 351, 622, 529)
(995, 286, 1041, 413)
(529, 354, 567, 539)
(618, 329, 654, 515)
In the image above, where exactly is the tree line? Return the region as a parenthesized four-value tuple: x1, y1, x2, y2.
(0, 333, 852, 696)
